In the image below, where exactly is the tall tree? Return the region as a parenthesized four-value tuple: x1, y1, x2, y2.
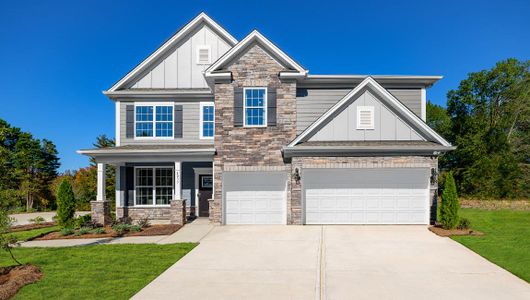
(446, 58, 530, 198)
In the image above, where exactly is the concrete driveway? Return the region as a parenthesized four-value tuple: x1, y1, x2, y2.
(133, 225, 530, 300)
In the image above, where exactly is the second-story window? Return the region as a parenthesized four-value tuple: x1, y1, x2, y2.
(200, 102, 214, 139)
(135, 104, 173, 138)
(244, 87, 267, 127)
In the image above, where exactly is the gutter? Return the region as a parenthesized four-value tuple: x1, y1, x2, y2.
(77, 148, 216, 157)
(282, 145, 456, 158)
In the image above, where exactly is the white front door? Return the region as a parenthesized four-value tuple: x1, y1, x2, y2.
(303, 168, 430, 224)
(223, 172, 287, 224)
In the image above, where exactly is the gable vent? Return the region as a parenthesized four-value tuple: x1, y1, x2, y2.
(197, 46, 211, 64)
(357, 106, 375, 129)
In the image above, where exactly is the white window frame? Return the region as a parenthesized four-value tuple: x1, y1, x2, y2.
(133, 166, 174, 207)
(196, 45, 211, 65)
(199, 102, 215, 139)
(243, 87, 267, 128)
(134, 102, 174, 140)
(356, 106, 375, 130)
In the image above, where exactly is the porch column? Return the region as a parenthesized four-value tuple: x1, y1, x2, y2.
(91, 162, 112, 225)
(174, 161, 182, 200)
(96, 162, 106, 201)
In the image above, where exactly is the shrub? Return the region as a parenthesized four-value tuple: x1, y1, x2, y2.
(78, 227, 91, 235)
(0, 210, 21, 265)
(60, 227, 75, 236)
(457, 218, 471, 230)
(75, 214, 94, 229)
(93, 227, 106, 234)
(112, 224, 132, 236)
(440, 172, 460, 229)
(130, 225, 142, 232)
(29, 216, 46, 225)
(56, 179, 76, 228)
(112, 217, 132, 226)
(136, 216, 151, 228)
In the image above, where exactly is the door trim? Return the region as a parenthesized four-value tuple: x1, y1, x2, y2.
(193, 168, 212, 217)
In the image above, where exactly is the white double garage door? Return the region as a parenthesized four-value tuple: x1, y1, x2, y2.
(223, 168, 430, 225)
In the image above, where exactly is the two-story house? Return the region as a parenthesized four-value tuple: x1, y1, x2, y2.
(78, 12, 454, 226)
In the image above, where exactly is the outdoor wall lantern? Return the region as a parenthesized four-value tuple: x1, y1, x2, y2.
(430, 168, 438, 186)
(293, 168, 301, 183)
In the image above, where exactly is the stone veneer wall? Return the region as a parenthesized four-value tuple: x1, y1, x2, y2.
(211, 44, 297, 224)
(116, 207, 171, 221)
(290, 156, 439, 224)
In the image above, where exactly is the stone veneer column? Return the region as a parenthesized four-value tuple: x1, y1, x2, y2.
(170, 199, 186, 225)
(91, 201, 112, 225)
(211, 44, 297, 225)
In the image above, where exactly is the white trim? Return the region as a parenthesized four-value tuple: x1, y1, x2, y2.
(243, 87, 267, 128)
(199, 102, 215, 139)
(107, 12, 237, 92)
(288, 77, 452, 147)
(133, 102, 174, 140)
(133, 166, 175, 207)
(196, 45, 211, 65)
(193, 167, 213, 217)
(356, 106, 375, 130)
(174, 162, 181, 200)
(96, 162, 106, 201)
(421, 88, 427, 121)
(115, 101, 121, 146)
(205, 30, 307, 78)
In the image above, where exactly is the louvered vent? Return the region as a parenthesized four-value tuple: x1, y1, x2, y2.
(197, 46, 211, 64)
(357, 106, 374, 129)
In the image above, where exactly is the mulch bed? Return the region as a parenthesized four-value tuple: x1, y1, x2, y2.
(9, 222, 56, 233)
(0, 265, 42, 300)
(429, 226, 484, 237)
(35, 224, 181, 240)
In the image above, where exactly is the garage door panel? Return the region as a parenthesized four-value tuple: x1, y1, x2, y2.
(304, 168, 429, 225)
(224, 172, 287, 225)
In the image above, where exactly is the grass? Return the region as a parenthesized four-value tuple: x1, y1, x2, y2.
(451, 208, 530, 282)
(0, 243, 197, 299)
(10, 226, 60, 241)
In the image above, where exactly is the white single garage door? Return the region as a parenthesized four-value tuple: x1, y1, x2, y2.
(304, 168, 429, 224)
(223, 171, 287, 224)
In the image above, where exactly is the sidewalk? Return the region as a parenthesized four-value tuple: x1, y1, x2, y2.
(19, 217, 214, 247)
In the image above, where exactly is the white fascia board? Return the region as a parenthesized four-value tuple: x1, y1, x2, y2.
(421, 88, 427, 121)
(303, 74, 443, 87)
(115, 101, 120, 146)
(288, 77, 452, 147)
(205, 30, 307, 77)
(107, 12, 237, 92)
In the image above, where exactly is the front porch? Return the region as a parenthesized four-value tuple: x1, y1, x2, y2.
(78, 145, 214, 225)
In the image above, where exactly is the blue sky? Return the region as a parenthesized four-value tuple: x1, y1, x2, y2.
(1, 0, 528, 172)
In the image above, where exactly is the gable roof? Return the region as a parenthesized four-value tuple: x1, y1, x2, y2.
(288, 77, 452, 147)
(106, 12, 237, 92)
(204, 30, 308, 80)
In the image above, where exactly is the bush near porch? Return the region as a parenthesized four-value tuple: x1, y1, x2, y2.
(0, 243, 197, 299)
(451, 208, 530, 283)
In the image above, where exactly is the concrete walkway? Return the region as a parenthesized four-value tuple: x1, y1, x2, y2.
(19, 217, 214, 247)
(10, 211, 90, 226)
(132, 225, 530, 300)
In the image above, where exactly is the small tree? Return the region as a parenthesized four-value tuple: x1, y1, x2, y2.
(56, 179, 76, 227)
(0, 210, 21, 265)
(440, 172, 460, 229)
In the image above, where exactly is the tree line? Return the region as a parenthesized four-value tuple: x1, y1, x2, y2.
(428, 58, 529, 198)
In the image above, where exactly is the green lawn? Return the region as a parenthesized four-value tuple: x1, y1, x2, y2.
(452, 208, 530, 282)
(0, 243, 197, 299)
(10, 226, 60, 241)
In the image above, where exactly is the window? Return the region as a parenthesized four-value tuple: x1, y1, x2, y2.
(244, 87, 267, 127)
(196, 45, 211, 64)
(200, 103, 214, 139)
(357, 106, 375, 130)
(135, 104, 173, 138)
(135, 167, 173, 206)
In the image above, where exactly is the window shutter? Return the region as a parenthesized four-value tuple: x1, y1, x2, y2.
(267, 87, 277, 126)
(174, 105, 183, 138)
(126, 105, 134, 138)
(126, 166, 134, 207)
(234, 87, 244, 127)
